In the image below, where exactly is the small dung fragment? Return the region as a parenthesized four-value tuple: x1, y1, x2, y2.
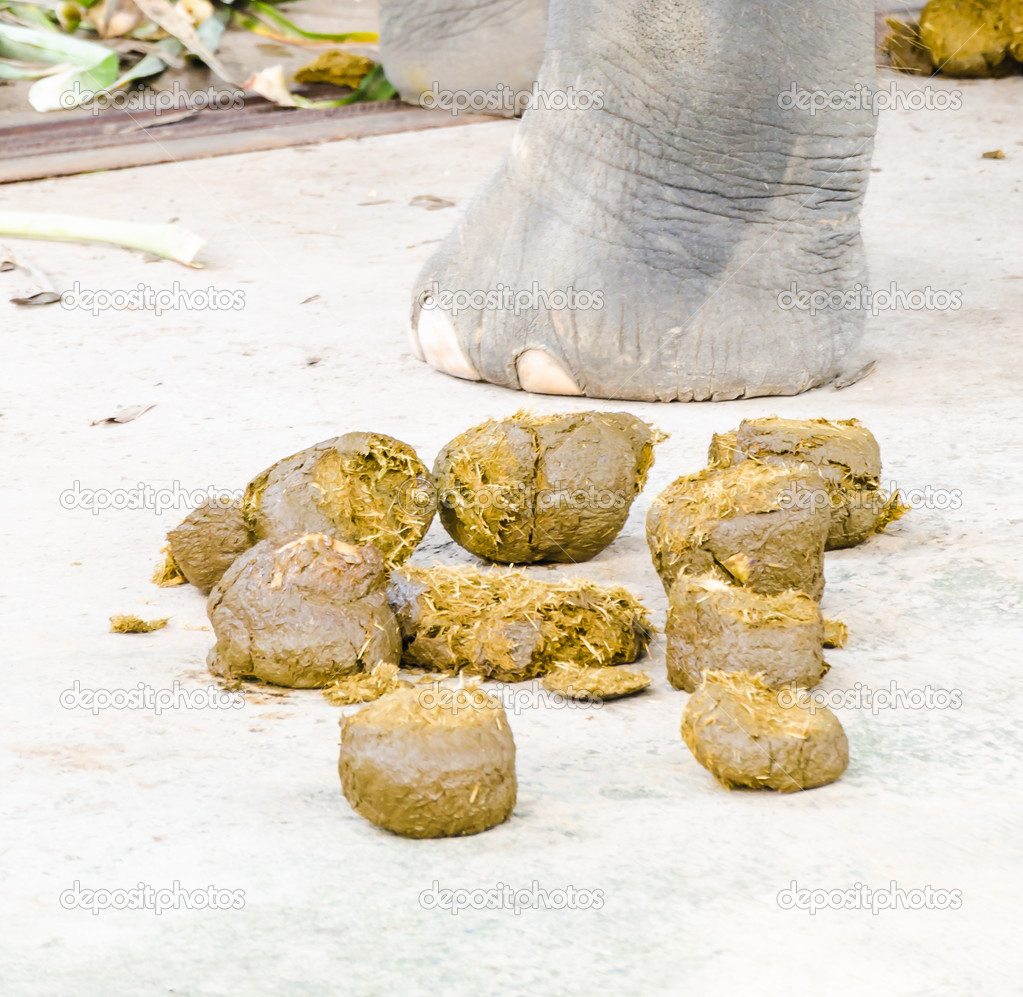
(207, 534, 401, 688)
(433, 410, 665, 564)
(665, 576, 826, 693)
(823, 618, 849, 649)
(151, 545, 187, 587)
(982, 149, 1006, 159)
(541, 664, 650, 701)
(243, 432, 435, 568)
(388, 564, 651, 682)
(647, 460, 829, 599)
(338, 685, 516, 838)
(294, 50, 375, 88)
(704, 416, 906, 549)
(110, 614, 168, 633)
(323, 662, 410, 706)
(167, 497, 256, 595)
(681, 671, 849, 792)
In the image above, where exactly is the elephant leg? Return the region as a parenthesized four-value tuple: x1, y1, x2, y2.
(378, 0, 548, 117)
(408, 0, 877, 401)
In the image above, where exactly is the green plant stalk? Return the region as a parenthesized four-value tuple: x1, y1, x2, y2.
(0, 211, 205, 267)
(241, 0, 376, 42)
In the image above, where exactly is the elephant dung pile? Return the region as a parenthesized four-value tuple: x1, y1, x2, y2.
(662, 414, 909, 792)
(919, 0, 1023, 76)
(707, 416, 906, 549)
(665, 576, 827, 693)
(883, 0, 1023, 77)
(388, 565, 651, 682)
(681, 671, 849, 792)
(541, 663, 651, 701)
(166, 498, 256, 594)
(646, 460, 830, 600)
(433, 410, 664, 563)
(243, 432, 435, 567)
(207, 534, 401, 688)
(338, 684, 517, 838)
(162, 432, 435, 599)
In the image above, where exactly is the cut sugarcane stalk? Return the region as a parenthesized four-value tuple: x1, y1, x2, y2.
(0, 211, 205, 267)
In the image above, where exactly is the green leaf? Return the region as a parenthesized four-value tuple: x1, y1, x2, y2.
(338, 62, 397, 104)
(0, 21, 117, 109)
(0, 3, 59, 31)
(245, 61, 395, 109)
(110, 36, 182, 88)
(110, 9, 228, 89)
(131, 0, 235, 84)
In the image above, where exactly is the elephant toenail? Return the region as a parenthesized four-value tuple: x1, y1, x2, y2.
(516, 349, 582, 396)
(417, 302, 481, 381)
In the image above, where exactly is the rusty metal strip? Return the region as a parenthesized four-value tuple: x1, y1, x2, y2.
(0, 100, 498, 183)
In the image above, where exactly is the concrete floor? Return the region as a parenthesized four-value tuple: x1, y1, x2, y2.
(1, 71, 1021, 995)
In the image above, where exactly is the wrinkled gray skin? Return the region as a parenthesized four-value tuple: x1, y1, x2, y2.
(381, 0, 877, 401)
(378, 0, 547, 117)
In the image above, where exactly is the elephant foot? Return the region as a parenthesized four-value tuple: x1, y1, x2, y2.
(407, 0, 877, 402)
(410, 311, 582, 396)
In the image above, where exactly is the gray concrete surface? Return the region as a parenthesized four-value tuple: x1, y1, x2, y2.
(1, 70, 1021, 995)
